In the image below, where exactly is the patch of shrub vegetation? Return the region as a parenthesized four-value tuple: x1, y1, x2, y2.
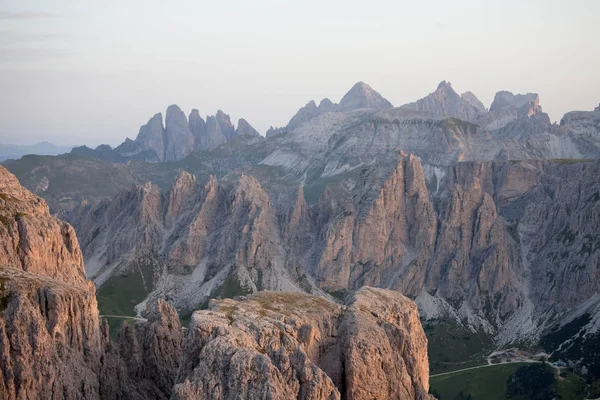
(506, 364, 555, 400)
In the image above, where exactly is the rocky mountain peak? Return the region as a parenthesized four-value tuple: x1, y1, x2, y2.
(595, 103, 600, 112)
(166, 104, 184, 119)
(188, 109, 203, 126)
(286, 100, 322, 131)
(232, 173, 269, 202)
(461, 91, 487, 112)
(338, 81, 393, 112)
(265, 125, 285, 137)
(318, 98, 335, 111)
(119, 112, 166, 161)
(489, 91, 541, 115)
(164, 104, 195, 161)
(401, 80, 482, 122)
(188, 108, 207, 145)
(215, 109, 236, 140)
(437, 80, 452, 90)
(482, 91, 546, 131)
(165, 170, 198, 225)
(235, 118, 260, 137)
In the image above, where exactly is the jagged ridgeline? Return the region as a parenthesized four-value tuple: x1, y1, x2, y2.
(3, 81, 600, 381)
(0, 165, 434, 399)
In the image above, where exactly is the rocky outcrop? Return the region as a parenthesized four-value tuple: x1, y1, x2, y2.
(0, 166, 87, 286)
(116, 299, 184, 399)
(0, 267, 104, 399)
(266, 126, 286, 138)
(173, 288, 432, 400)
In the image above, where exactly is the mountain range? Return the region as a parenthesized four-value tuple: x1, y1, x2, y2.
(0, 141, 72, 162)
(0, 165, 432, 399)
(72, 106, 260, 163)
(3, 80, 600, 378)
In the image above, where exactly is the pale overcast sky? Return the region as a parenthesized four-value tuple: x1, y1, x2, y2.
(0, 0, 598, 146)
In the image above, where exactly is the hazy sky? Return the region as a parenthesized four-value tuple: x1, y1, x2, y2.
(1, 0, 599, 146)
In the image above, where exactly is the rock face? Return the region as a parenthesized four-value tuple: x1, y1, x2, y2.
(173, 288, 432, 400)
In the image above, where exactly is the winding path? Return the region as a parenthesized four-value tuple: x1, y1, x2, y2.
(430, 360, 559, 378)
(99, 314, 147, 322)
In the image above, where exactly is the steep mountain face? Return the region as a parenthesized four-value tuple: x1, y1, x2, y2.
(69, 153, 521, 333)
(67, 152, 600, 354)
(72, 170, 309, 316)
(117, 112, 167, 162)
(402, 81, 483, 122)
(163, 105, 196, 162)
(0, 166, 86, 286)
(0, 165, 433, 400)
